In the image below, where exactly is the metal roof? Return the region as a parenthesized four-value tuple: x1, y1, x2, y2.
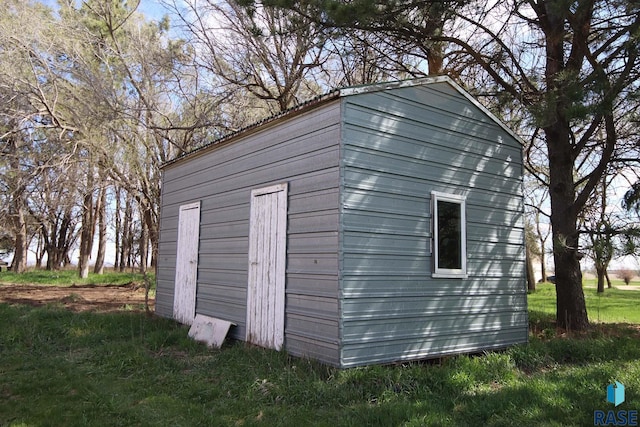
(162, 76, 523, 169)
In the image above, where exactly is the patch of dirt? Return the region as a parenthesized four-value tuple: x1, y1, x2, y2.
(0, 283, 154, 313)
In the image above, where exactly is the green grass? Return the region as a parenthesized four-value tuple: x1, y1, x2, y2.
(0, 269, 154, 288)
(2, 291, 640, 426)
(529, 281, 640, 324)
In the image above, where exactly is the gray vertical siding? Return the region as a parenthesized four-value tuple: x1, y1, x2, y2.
(157, 101, 342, 366)
(339, 83, 527, 367)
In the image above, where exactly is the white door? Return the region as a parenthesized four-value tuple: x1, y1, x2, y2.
(173, 202, 201, 325)
(246, 183, 288, 350)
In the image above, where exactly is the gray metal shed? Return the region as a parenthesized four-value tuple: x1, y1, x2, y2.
(156, 76, 528, 368)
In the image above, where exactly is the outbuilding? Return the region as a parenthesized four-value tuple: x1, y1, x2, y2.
(156, 76, 528, 368)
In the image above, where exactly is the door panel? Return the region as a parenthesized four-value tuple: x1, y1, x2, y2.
(173, 202, 200, 325)
(246, 184, 288, 350)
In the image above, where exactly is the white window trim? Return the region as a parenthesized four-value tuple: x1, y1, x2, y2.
(432, 191, 468, 279)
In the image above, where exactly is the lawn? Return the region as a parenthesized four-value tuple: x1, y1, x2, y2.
(0, 269, 153, 287)
(529, 281, 640, 324)
(1, 276, 639, 426)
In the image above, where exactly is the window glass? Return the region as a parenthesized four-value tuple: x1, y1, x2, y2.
(432, 192, 467, 278)
(437, 201, 461, 269)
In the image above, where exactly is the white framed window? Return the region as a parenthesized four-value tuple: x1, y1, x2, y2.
(432, 191, 467, 278)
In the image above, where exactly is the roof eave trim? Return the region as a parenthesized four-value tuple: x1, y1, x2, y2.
(338, 75, 451, 97)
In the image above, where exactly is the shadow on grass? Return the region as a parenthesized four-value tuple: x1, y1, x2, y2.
(2, 303, 639, 426)
(448, 364, 623, 426)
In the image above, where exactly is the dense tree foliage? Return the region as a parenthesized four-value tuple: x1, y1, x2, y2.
(1, 0, 216, 274)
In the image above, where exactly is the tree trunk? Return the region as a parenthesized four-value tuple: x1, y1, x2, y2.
(142, 205, 158, 269)
(139, 204, 148, 274)
(552, 235, 588, 330)
(78, 188, 95, 279)
(6, 132, 28, 273)
(93, 185, 107, 274)
(35, 230, 44, 269)
(547, 120, 589, 330)
(46, 211, 73, 271)
(58, 210, 75, 269)
(45, 225, 62, 271)
(43, 225, 54, 271)
(543, 7, 590, 331)
(114, 187, 121, 270)
(10, 207, 28, 273)
(605, 271, 612, 289)
(526, 244, 536, 291)
(427, 43, 444, 75)
(596, 265, 605, 293)
(119, 194, 133, 272)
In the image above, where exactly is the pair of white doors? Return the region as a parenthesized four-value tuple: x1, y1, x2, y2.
(173, 184, 288, 351)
